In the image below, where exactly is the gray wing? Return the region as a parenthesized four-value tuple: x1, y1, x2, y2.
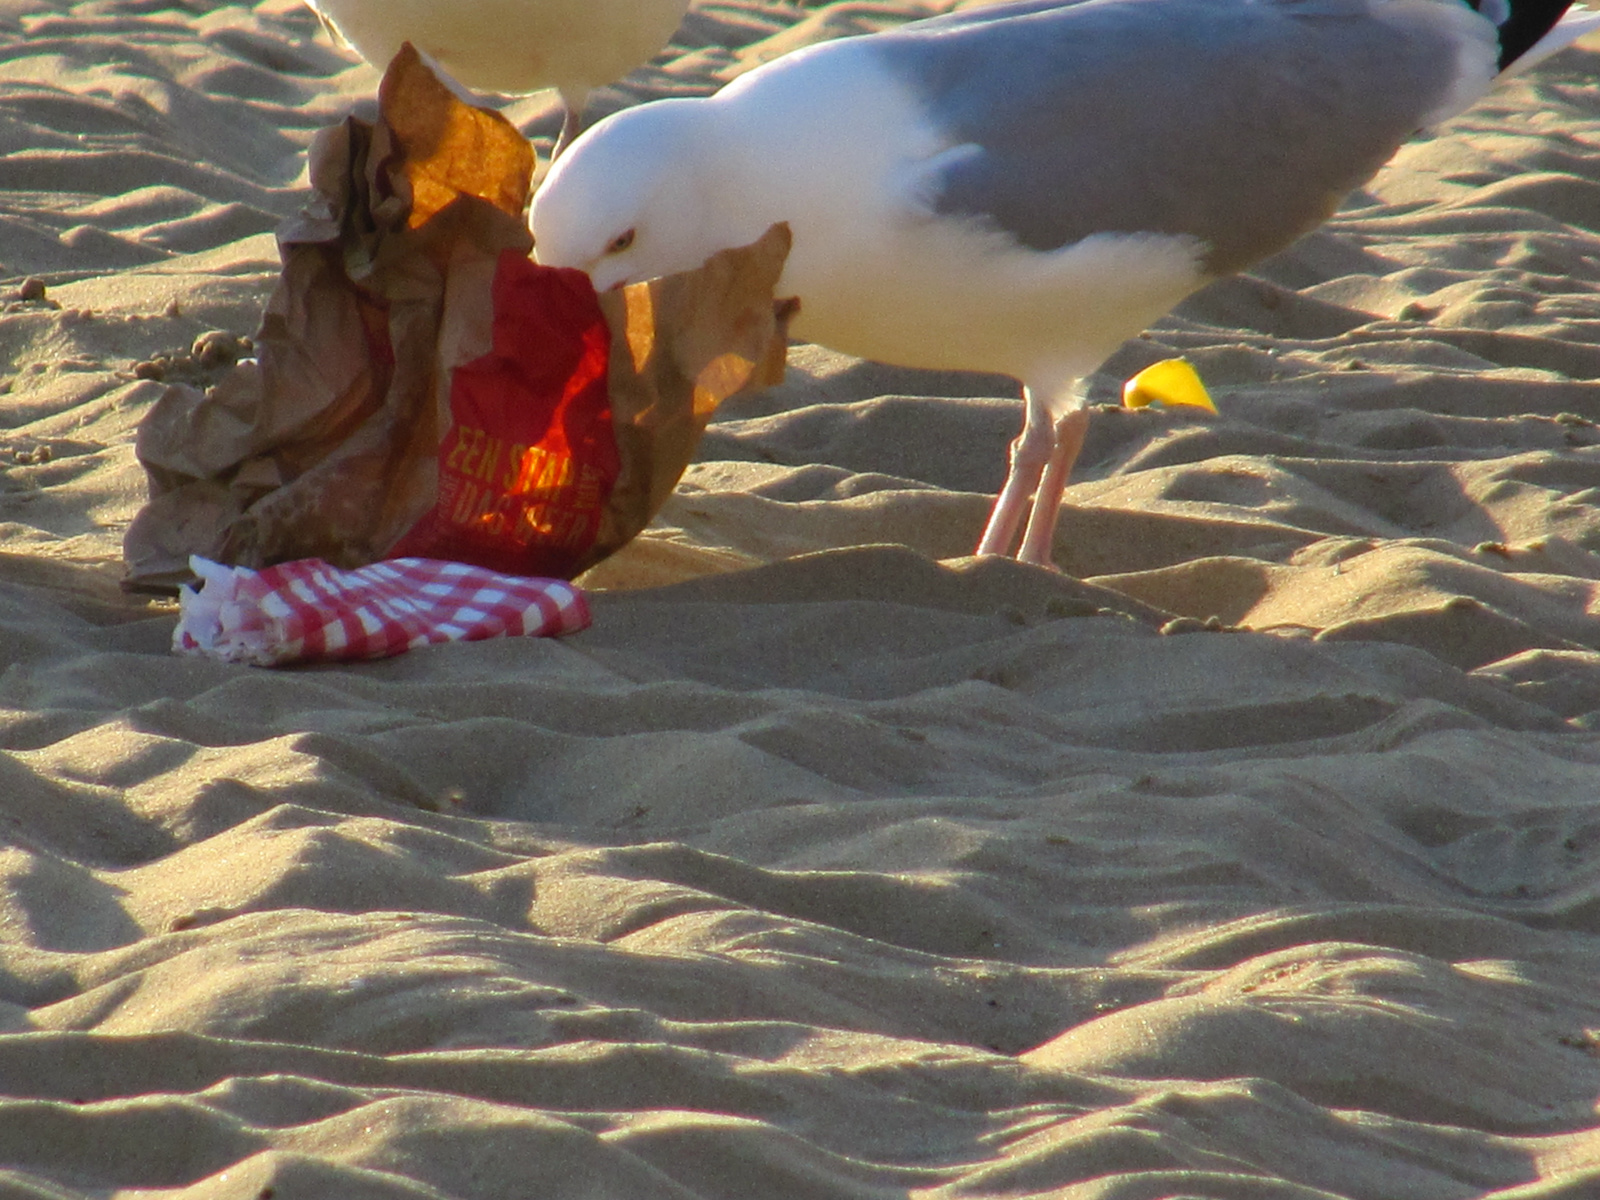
(878, 0, 1477, 274)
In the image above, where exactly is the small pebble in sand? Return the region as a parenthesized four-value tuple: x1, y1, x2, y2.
(4, 277, 60, 311)
(132, 330, 253, 384)
(192, 329, 252, 368)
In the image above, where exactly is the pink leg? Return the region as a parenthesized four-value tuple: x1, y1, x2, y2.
(976, 388, 1056, 558)
(1017, 407, 1090, 566)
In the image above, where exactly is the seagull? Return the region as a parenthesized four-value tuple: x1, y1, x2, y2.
(530, 0, 1599, 566)
(304, 0, 693, 153)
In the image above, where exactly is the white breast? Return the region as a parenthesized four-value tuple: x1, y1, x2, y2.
(308, 0, 689, 100)
(710, 42, 1210, 411)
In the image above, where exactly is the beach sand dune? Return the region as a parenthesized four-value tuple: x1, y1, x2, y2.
(0, 2, 1598, 1197)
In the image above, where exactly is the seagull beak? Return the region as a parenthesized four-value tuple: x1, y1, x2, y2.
(1122, 357, 1217, 414)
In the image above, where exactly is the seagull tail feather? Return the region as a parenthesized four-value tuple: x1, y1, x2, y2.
(1471, 0, 1599, 72)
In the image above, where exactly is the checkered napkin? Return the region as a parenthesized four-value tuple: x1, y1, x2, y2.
(174, 555, 590, 666)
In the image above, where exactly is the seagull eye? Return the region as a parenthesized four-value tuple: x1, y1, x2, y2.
(605, 228, 636, 255)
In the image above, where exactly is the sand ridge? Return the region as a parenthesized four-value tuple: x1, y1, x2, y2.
(0, 2, 1599, 1197)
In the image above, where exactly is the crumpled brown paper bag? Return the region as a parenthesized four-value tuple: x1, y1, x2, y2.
(123, 44, 791, 593)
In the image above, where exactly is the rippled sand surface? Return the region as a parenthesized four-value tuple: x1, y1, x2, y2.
(1, 4, 1598, 1197)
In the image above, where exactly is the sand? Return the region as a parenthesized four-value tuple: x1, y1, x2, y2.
(1, 1, 1599, 1197)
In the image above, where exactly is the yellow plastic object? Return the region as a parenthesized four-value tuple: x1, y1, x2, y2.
(1122, 357, 1216, 413)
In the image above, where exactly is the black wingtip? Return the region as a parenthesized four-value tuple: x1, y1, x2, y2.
(1468, 0, 1575, 69)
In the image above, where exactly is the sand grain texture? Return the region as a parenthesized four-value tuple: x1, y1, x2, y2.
(1, 2, 1599, 1197)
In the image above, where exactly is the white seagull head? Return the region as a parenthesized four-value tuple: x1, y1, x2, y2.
(531, 99, 725, 291)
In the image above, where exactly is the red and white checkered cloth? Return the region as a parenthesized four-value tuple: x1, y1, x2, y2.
(174, 555, 590, 666)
